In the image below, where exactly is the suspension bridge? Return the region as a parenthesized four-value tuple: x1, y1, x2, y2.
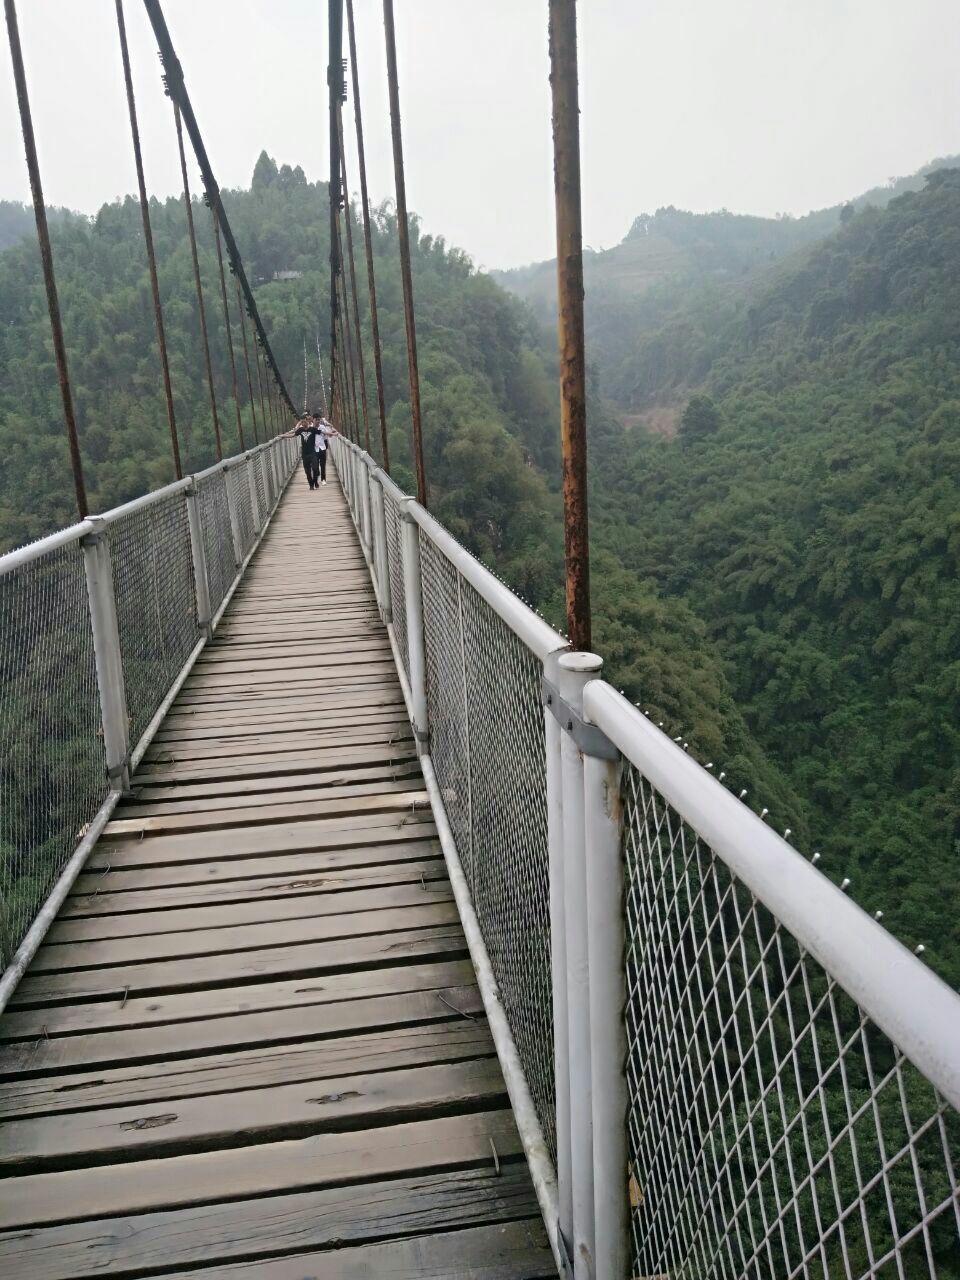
(1, 3, 959, 1279)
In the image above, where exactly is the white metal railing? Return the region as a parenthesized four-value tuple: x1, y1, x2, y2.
(333, 435, 960, 1280)
(0, 434, 299, 1004)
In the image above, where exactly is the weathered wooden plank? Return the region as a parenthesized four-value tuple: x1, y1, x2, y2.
(103, 788, 429, 837)
(132, 742, 420, 784)
(0, 1020, 494, 1117)
(127, 760, 417, 803)
(0, 1057, 506, 1170)
(10, 922, 467, 1006)
(32, 900, 459, 971)
(0, 1112, 524, 1232)
(117, 774, 422, 820)
(0, 960, 477, 1046)
(64, 860, 448, 921)
(92, 814, 437, 869)
(0, 1215, 553, 1280)
(71, 838, 442, 895)
(142, 724, 413, 764)
(47, 880, 454, 944)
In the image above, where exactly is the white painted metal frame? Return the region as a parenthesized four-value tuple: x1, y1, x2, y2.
(332, 434, 960, 1280)
(0, 434, 298, 1013)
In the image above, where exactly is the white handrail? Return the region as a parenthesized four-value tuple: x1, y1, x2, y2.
(583, 679, 960, 1113)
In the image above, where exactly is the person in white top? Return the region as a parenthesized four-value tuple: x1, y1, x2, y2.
(312, 408, 337, 487)
(281, 410, 338, 489)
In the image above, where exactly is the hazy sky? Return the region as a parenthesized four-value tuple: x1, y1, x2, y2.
(1, 1, 958, 270)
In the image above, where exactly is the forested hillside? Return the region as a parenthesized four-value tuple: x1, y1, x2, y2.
(1, 154, 957, 987)
(588, 169, 960, 987)
(498, 155, 960, 409)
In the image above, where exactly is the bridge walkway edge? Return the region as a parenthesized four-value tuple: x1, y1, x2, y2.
(0, 462, 557, 1279)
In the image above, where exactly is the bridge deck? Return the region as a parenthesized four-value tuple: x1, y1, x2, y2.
(0, 468, 555, 1278)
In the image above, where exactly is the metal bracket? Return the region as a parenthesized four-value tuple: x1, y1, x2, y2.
(542, 677, 618, 761)
(413, 726, 430, 744)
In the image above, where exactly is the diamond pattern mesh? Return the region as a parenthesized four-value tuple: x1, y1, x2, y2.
(383, 490, 408, 678)
(252, 452, 267, 526)
(195, 470, 235, 616)
(420, 532, 472, 883)
(109, 493, 198, 750)
(0, 541, 107, 968)
(227, 461, 255, 562)
(460, 576, 556, 1163)
(622, 763, 960, 1280)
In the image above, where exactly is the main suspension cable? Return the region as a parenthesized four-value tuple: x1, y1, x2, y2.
(143, 0, 296, 413)
(172, 101, 222, 461)
(382, 0, 426, 506)
(116, 0, 182, 480)
(346, 0, 389, 471)
(4, 0, 88, 517)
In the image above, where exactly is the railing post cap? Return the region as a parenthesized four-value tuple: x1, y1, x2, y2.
(558, 651, 603, 675)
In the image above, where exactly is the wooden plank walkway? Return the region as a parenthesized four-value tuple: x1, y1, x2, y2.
(0, 465, 556, 1278)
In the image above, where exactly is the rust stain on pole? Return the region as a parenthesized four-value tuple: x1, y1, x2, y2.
(383, 0, 427, 507)
(209, 209, 245, 450)
(346, 0, 390, 472)
(173, 102, 222, 461)
(549, 0, 591, 651)
(4, 0, 88, 517)
(234, 275, 260, 446)
(334, 212, 362, 445)
(115, 0, 182, 480)
(338, 106, 372, 456)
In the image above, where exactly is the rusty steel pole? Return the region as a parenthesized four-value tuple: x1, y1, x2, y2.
(328, 0, 344, 425)
(338, 110, 372, 454)
(115, 0, 182, 480)
(173, 102, 222, 460)
(346, 0, 389, 470)
(335, 269, 359, 443)
(210, 211, 245, 450)
(335, 217, 362, 447)
(5, 0, 88, 517)
(234, 276, 260, 444)
(549, 0, 591, 651)
(382, 0, 426, 505)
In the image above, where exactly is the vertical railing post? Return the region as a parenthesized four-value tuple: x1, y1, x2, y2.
(370, 469, 392, 624)
(360, 455, 373, 560)
(247, 455, 262, 533)
(583, 703, 629, 1279)
(185, 479, 212, 635)
(557, 650, 603, 1278)
(224, 463, 243, 567)
(81, 521, 130, 794)
(544, 647, 573, 1267)
(399, 498, 429, 746)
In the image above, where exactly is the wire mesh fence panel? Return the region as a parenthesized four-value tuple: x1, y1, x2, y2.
(383, 489, 408, 678)
(109, 493, 198, 750)
(195, 470, 235, 617)
(460, 578, 557, 1164)
(621, 763, 960, 1280)
(0, 541, 107, 968)
(227, 462, 255, 562)
(252, 452, 267, 527)
(419, 533, 472, 885)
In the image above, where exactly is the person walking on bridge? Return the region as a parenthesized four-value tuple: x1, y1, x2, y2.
(311, 408, 337, 487)
(282, 411, 336, 489)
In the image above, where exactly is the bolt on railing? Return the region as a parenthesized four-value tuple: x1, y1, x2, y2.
(0, 434, 298, 1006)
(331, 433, 960, 1280)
